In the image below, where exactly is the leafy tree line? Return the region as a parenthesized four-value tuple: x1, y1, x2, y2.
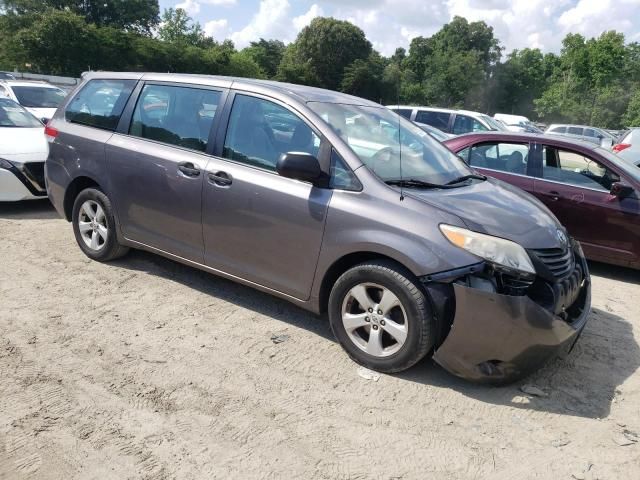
(1, 0, 639, 128)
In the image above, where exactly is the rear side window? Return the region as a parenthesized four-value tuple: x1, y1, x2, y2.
(66, 79, 136, 131)
(452, 115, 488, 135)
(129, 84, 222, 152)
(393, 108, 412, 119)
(222, 94, 320, 172)
(468, 142, 530, 174)
(415, 110, 450, 130)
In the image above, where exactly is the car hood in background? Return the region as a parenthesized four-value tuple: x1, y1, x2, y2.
(406, 177, 565, 249)
(0, 127, 48, 161)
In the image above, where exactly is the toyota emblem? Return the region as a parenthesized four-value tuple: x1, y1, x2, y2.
(557, 229, 568, 245)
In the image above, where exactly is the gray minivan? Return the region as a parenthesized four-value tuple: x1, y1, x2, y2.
(45, 73, 591, 383)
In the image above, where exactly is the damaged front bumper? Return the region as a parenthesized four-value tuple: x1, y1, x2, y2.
(424, 246, 591, 384)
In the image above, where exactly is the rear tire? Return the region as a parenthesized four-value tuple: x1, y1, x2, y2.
(328, 260, 435, 373)
(72, 187, 129, 262)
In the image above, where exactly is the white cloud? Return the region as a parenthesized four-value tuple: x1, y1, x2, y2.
(293, 4, 324, 31)
(195, 0, 640, 55)
(230, 0, 293, 48)
(175, 0, 200, 15)
(204, 18, 230, 39)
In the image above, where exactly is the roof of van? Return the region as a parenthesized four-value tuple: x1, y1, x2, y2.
(82, 71, 381, 106)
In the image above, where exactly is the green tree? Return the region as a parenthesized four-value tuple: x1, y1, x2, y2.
(0, 0, 160, 33)
(157, 8, 207, 47)
(622, 90, 640, 127)
(283, 17, 372, 90)
(341, 53, 387, 102)
(243, 39, 285, 78)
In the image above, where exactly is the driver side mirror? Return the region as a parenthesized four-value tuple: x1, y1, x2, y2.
(277, 152, 323, 185)
(610, 181, 634, 198)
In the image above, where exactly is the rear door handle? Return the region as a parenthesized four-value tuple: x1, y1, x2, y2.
(178, 162, 201, 177)
(547, 190, 561, 201)
(208, 171, 232, 186)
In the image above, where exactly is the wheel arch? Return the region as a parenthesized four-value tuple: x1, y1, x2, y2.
(63, 176, 102, 221)
(317, 251, 417, 314)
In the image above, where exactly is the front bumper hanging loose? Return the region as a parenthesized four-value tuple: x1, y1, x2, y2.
(428, 251, 591, 384)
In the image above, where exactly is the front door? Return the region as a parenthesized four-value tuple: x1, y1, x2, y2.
(106, 83, 224, 262)
(533, 145, 639, 265)
(202, 93, 331, 300)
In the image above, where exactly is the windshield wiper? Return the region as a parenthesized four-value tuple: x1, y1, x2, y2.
(385, 179, 455, 189)
(444, 173, 487, 185)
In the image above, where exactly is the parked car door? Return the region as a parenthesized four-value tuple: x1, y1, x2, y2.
(105, 82, 225, 262)
(201, 92, 332, 300)
(458, 141, 536, 192)
(451, 114, 489, 135)
(533, 144, 639, 266)
(414, 110, 451, 133)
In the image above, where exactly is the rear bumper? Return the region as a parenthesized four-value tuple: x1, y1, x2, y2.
(0, 167, 46, 201)
(431, 255, 591, 384)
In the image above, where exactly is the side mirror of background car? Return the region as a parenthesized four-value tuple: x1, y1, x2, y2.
(41, 118, 49, 125)
(610, 181, 634, 198)
(277, 152, 323, 185)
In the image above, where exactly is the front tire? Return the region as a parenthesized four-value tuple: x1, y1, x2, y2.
(328, 260, 435, 373)
(72, 187, 129, 262)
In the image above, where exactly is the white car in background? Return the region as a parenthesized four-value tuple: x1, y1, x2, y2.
(0, 98, 48, 201)
(0, 80, 67, 123)
(493, 113, 543, 133)
(388, 105, 507, 135)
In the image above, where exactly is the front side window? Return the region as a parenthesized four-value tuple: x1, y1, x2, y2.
(468, 143, 529, 174)
(550, 126, 566, 134)
(12, 85, 66, 108)
(223, 94, 321, 171)
(308, 102, 471, 185)
(567, 126, 583, 135)
(452, 115, 488, 135)
(329, 149, 361, 191)
(542, 147, 619, 191)
(130, 84, 221, 152)
(415, 110, 450, 131)
(66, 79, 136, 131)
(0, 98, 42, 127)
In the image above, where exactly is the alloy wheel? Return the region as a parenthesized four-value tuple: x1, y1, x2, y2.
(78, 200, 108, 251)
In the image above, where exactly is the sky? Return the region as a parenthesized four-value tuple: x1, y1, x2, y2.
(159, 0, 640, 56)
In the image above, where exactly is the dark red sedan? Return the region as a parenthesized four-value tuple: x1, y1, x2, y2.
(444, 132, 640, 269)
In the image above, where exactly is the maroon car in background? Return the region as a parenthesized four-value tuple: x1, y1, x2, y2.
(444, 132, 640, 269)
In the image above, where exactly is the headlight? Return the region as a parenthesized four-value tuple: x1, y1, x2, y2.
(440, 224, 535, 275)
(0, 158, 13, 169)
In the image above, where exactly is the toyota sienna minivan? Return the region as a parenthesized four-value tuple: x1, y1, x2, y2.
(45, 73, 591, 383)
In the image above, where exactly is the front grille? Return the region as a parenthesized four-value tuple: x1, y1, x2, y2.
(21, 162, 46, 191)
(531, 247, 575, 279)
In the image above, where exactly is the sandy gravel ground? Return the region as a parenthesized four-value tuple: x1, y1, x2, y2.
(1, 200, 639, 480)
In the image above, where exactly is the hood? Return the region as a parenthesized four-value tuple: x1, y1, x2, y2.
(405, 177, 565, 249)
(25, 107, 57, 121)
(0, 127, 48, 162)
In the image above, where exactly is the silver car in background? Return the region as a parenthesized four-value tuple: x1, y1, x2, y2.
(545, 124, 617, 147)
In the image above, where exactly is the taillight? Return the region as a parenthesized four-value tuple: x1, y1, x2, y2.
(612, 143, 631, 153)
(44, 125, 58, 142)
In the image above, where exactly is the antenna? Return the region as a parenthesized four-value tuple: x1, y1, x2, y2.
(397, 76, 404, 201)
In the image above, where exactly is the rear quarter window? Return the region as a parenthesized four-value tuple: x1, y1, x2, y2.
(65, 79, 137, 131)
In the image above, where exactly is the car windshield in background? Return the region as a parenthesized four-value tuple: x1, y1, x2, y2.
(308, 102, 472, 185)
(0, 98, 42, 127)
(482, 115, 508, 131)
(12, 86, 66, 108)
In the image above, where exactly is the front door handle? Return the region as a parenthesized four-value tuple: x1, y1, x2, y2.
(209, 171, 232, 186)
(178, 162, 201, 177)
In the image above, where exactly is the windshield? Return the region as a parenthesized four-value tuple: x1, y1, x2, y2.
(482, 115, 508, 131)
(0, 98, 42, 127)
(308, 102, 472, 185)
(12, 85, 66, 108)
(596, 147, 640, 183)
